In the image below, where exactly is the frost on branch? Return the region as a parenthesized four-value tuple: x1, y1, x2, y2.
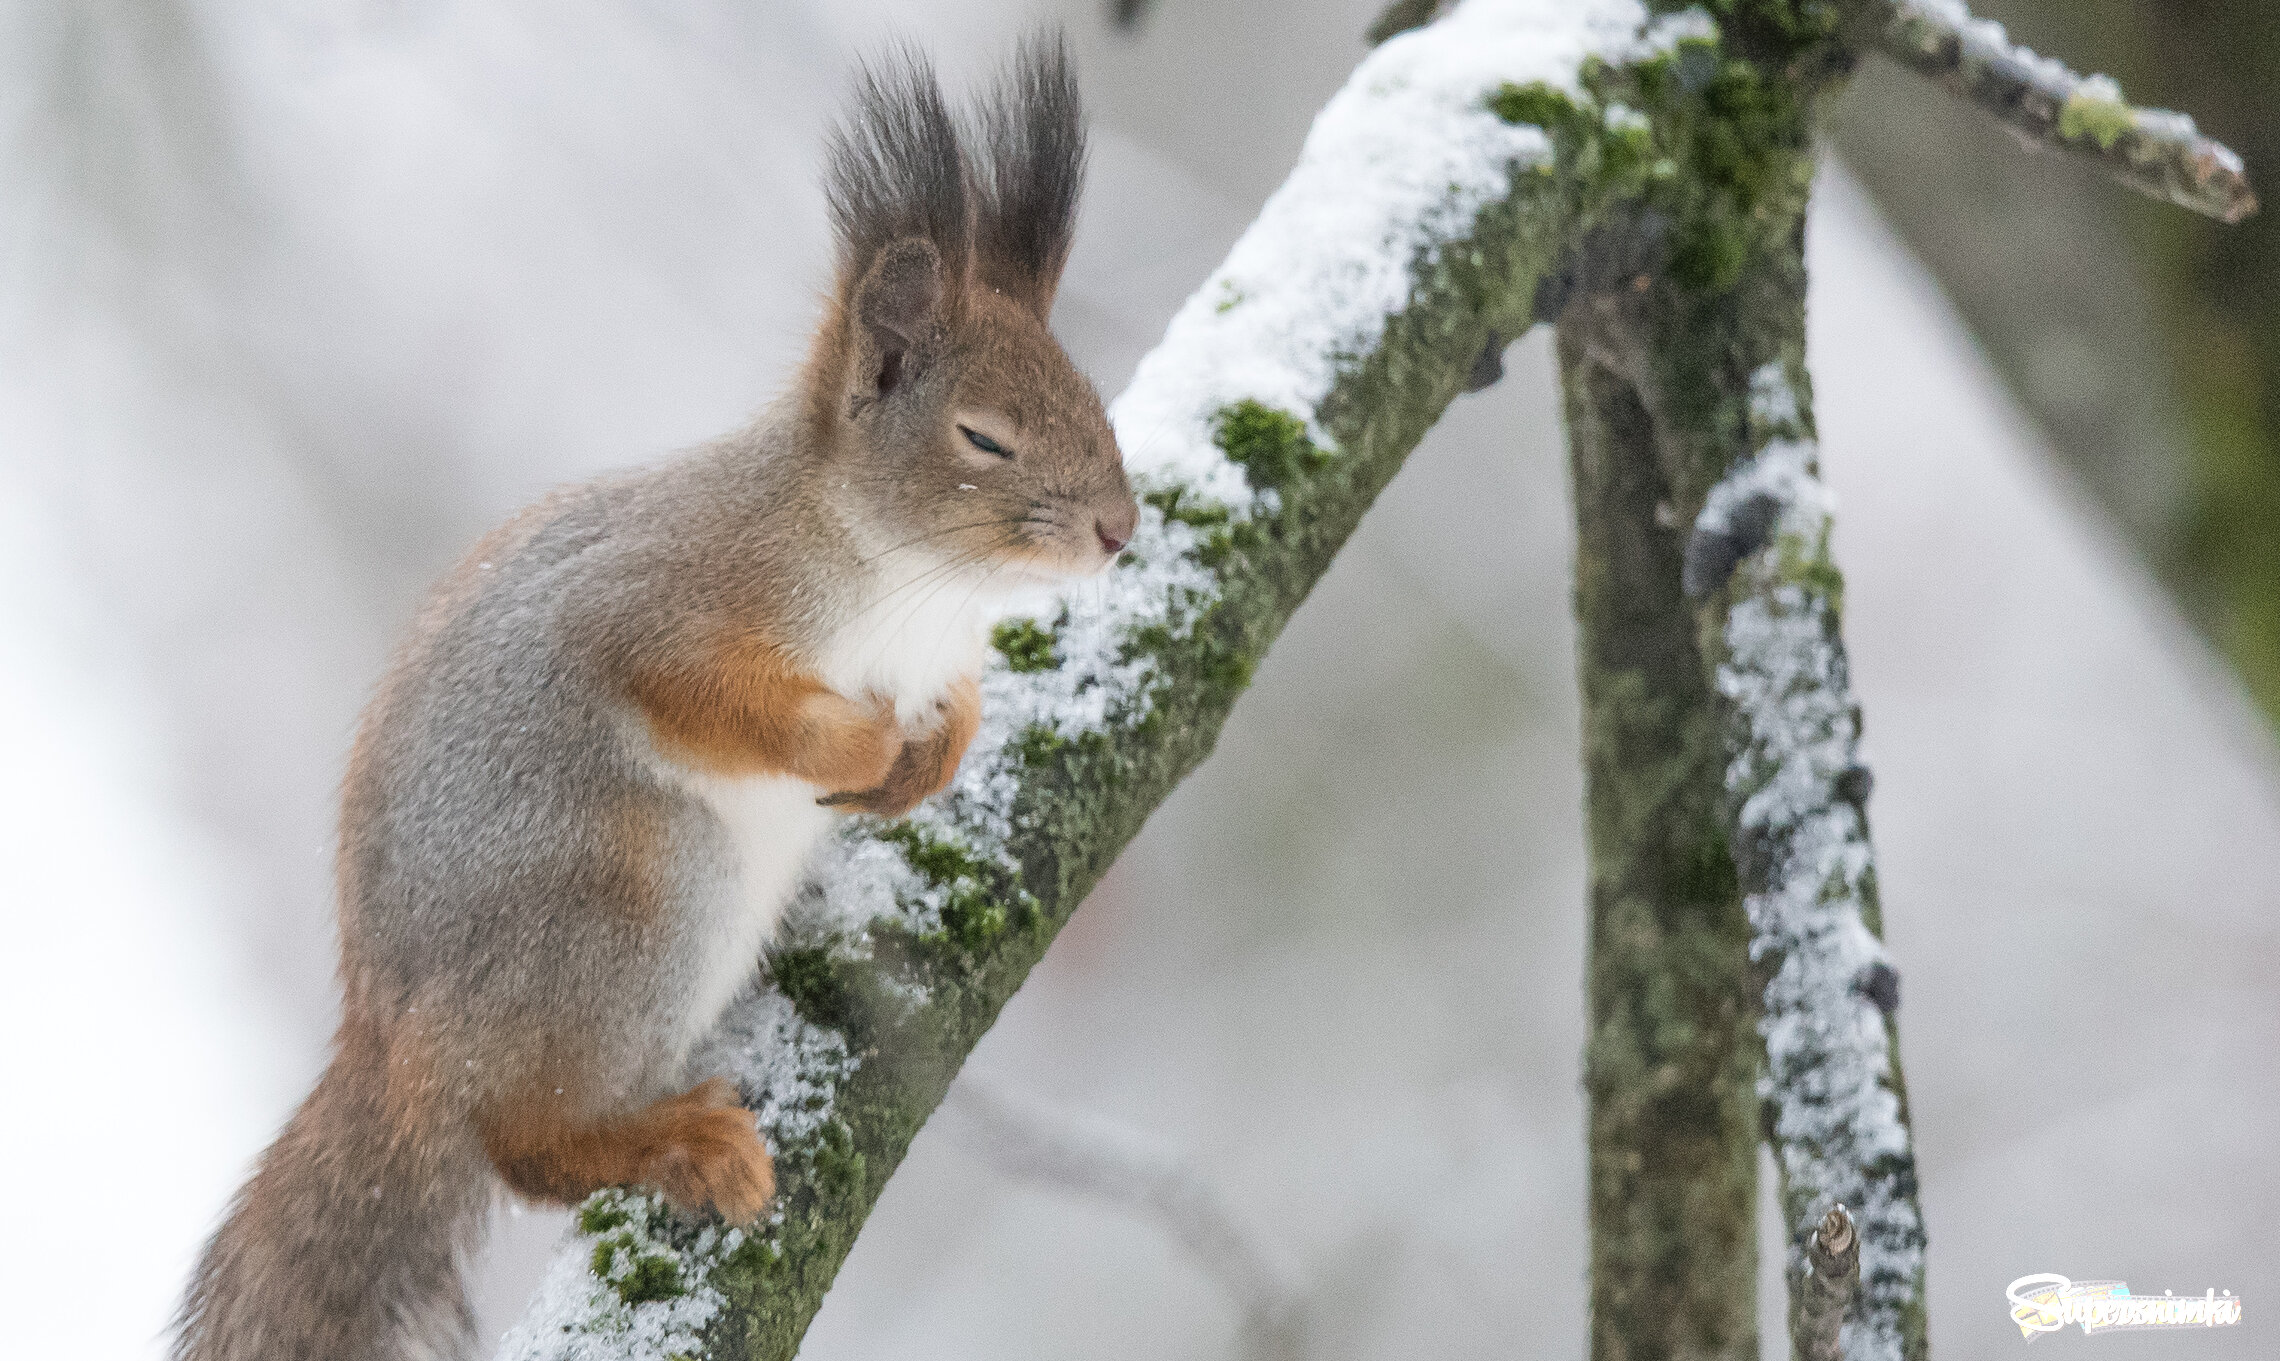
(1696, 363, 1925, 1361)
(1879, 0, 2256, 222)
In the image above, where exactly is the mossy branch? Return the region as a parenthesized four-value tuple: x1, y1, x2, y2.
(1533, 3, 1931, 1356)
(499, 5, 1639, 1356)
(1368, 0, 2260, 224)
(1561, 323, 1763, 1361)
(1875, 0, 2256, 222)
(1559, 176, 1930, 1361)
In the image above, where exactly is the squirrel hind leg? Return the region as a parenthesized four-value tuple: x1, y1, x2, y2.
(481, 1077, 775, 1223)
(637, 1078, 778, 1221)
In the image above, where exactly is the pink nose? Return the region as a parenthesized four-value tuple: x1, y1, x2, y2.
(1095, 519, 1130, 556)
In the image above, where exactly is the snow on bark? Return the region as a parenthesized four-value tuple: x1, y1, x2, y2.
(1116, 0, 1709, 506)
(1698, 367, 1925, 1361)
(497, 1201, 738, 1361)
(1880, 0, 2255, 222)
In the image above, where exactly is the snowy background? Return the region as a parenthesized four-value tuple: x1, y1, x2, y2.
(1, 1, 2273, 1358)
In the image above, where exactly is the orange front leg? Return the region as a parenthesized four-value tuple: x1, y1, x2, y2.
(818, 674, 982, 817)
(630, 634, 901, 791)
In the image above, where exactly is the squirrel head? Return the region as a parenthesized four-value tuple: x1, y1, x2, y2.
(806, 35, 1137, 582)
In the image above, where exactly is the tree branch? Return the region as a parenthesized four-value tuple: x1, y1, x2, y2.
(1876, 0, 2256, 222)
(1564, 229, 1931, 1360)
(1560, 316, 1762, 1360)
(942, 1080, 1305, 1358)
(1372, 0, 2258, 225)
(1684, 325, 1930, 1361)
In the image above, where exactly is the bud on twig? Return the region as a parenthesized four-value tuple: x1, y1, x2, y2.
(1795, 1204, 1863, 1361)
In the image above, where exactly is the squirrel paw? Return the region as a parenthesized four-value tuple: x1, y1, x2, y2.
(815, 739, 936, 817)
(641, 1078, 776, 1223)
(816, 681, 978, 817)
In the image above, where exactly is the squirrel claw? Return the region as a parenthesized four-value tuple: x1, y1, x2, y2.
(816, 782, 923, 818)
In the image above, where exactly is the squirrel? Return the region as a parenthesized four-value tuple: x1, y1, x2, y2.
(174, 35, 1135, 1361)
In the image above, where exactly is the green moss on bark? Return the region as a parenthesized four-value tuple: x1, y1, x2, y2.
(989, 618, 1060, 673)
(1563, 338, 1761, 1361)
(1212, 400, 1328, 490)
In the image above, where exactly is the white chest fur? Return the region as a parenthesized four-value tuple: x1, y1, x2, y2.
(663, 550, 1004, 1051)
(815, 549, 998, 720)
(672, 770, 832, 1052)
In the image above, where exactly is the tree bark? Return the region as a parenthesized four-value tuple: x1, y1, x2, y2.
(1559, 183, 1931, 1361)
(1544, 3, 1943, 1350)
(1795, 1204, 1863, 1361)
(1562, 329, 1761, 1361)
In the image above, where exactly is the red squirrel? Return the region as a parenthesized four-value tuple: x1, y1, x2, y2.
(175, 37, 1136, 1361)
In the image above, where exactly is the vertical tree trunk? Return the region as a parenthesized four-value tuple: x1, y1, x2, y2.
(1562, 330, 1761, 1361)
(1558, 192, 1930, 1361)
(1554, 13, 1928, 1354)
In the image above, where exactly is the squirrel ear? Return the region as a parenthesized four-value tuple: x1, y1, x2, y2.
(852, 237, 944, 399)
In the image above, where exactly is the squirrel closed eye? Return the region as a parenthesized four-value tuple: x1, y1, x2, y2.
(960, 425, 1012, 457)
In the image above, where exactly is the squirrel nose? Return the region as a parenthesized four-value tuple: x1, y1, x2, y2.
(1095, 502, 1136, 556)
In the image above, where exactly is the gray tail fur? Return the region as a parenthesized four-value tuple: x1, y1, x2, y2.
(174, 1018, 492, 1361)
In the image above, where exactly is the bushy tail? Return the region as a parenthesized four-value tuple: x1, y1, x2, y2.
(175, 1016, 492, 1361)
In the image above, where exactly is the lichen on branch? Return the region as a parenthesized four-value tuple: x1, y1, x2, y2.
(1877, 0, 2257, 222)
(1695, 389, 1928, 1361)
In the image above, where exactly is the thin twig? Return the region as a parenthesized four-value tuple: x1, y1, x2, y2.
(943, 1079, 1306, 1359)
(1876, 0, 2255, 223)
(1793, 1204, 1862, 1361)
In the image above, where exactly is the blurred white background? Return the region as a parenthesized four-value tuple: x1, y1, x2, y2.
(1, 1, 2273, 1358)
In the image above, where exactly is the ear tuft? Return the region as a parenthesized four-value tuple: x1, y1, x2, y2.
(825, 45, 970, 304)
(972, 31, 1086, 313)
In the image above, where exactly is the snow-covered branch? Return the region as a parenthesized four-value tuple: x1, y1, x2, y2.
(1693, 387, 1928, 1361)
(1562, 251, 1928, 1361)
(1876, 0, 2255, 222)
(1369, 0, 2260, 223)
